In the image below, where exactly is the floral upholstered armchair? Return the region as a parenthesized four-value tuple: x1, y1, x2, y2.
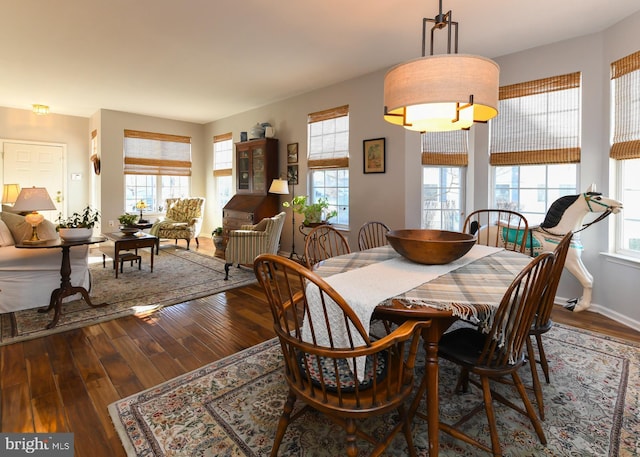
(150, 197, 205, 250)
(224, 212, 286, 280)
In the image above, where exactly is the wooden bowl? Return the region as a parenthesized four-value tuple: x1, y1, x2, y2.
(386, 229, 476, 264)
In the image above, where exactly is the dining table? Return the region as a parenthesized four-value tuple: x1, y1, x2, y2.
(311, 243, 533, 456)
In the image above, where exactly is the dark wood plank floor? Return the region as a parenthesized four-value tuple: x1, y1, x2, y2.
(1, 238, 638, 457)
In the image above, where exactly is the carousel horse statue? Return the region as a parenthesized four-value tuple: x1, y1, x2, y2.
(478, 185, 623, 312)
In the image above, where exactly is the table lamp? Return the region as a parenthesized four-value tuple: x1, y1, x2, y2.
(136, 200, 148, 223)
(2, 183, 21, 206)
(12, 186, 57, 243)
(269, 178, 298, 259)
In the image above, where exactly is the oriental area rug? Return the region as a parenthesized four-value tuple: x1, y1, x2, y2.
(109, 323, 639, 456)
(0, 247, 256, 345)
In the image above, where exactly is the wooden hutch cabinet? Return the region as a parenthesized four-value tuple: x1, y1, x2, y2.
(221, 138, 280, 255)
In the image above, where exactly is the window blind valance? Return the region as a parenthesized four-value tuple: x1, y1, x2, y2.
(490, 72, 581, 166)
(124, 129, 192, 176)
(610, 51, 640, 160)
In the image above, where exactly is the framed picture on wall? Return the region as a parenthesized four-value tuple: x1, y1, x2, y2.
(363, 137, 385, 174)
(287, 164, 299, 185)
(287, 142, 298, 163)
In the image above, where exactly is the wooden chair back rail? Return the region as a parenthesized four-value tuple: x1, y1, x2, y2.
(303, 224, 351, 269)
(357, 221, 391, 251)
(254, 253, 424, 456)
(463, 209, 530, 254)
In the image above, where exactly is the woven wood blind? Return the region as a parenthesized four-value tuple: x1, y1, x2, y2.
(610, 51, 640, 160)
(124, 129, 192, 176)
(308, 105, 350, 169)
(490, 72, 581, 166)
(421, 130, 468, 166)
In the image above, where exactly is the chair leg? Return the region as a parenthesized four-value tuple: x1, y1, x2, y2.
(536, 334, 551, 383)
(270, 391, 296, 457)
(399, 404, 417, 457)
(512, 371, 547, 445)
(345, 418, 358, 457)
(527, 337, 545, 420)
(480, 376, 502, 457)
(195, 237, 199, 247)
(224, 263, 231, 280)
(186, 239, 190, 250)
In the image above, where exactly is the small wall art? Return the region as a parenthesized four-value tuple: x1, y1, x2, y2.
(287, 142, 298, 164)
(287, 164, 299, 185)
(363, 137, 385, 174)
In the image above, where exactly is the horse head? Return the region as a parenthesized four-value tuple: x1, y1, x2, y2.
(539, 184, 623, 235)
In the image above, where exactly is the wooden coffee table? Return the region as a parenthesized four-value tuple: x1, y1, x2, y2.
(102, 232, 157, 278)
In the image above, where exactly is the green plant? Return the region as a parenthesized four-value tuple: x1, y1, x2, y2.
(118, 213, 138, 226)
(282, 195, 337, 225)
(56, 206, 100, 229)
(212, 227, 223, 237)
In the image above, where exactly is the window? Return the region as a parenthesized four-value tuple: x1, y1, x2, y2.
(490, 72, 581, 225)
(610, 51, 640, 257)
(123, 130, 191, 213)
(213, 133, 233, 217)
(421, 131, 467, 230)
(307, 105, 349, 226)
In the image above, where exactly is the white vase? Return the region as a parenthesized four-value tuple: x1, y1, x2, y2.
(58, 227, 93, 241)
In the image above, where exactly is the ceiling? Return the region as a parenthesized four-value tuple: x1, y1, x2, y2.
(2, 0, 639, 124)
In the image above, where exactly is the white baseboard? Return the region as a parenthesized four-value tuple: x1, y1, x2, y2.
(555, 295, 640, 333)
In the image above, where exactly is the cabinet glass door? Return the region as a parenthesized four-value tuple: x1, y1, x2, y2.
(251, 147, 266, 193)
(238, 150, 250, 190)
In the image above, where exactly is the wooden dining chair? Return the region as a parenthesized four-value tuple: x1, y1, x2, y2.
(253, 254, 425, 457)
(435, 251, 555, 456)
(526, 231, 573, 419)
(303, 224, 351, 269)
(463, 209, 530, 254)
(357, 221, 391, 250)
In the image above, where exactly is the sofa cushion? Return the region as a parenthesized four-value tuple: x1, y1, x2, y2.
(0, 219, 14, 246)
(1, 211, 58, 243)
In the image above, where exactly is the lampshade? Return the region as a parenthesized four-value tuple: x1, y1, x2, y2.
(32, 104, 50, 115)
(269, 178, 290, 195)
(136, 200, 148, 210)
(2, 183, 21, 204)
(12, 187, 57, 212)
(383, 2, 499, 132)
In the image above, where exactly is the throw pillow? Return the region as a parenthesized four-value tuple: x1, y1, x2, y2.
(0, 218, 14, 246)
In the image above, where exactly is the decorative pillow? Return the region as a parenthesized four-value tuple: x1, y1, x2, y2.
(0, 219, 14, 246)
(298, 351, 388, 392)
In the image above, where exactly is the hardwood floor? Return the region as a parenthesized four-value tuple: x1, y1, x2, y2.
(1, 237, 638, 457)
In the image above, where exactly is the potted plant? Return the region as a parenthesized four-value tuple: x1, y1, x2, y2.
(212, 227, 225, 251)
(118, 213, 139, 234)
(282, 195, 337, 226)
(56, 206, 100, 241)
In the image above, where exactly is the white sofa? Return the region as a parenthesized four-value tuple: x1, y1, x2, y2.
(0, 211, 89, 313)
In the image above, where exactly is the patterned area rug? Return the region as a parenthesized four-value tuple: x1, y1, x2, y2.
(108, 323, 639, 456)
(0, 246, 256, 345)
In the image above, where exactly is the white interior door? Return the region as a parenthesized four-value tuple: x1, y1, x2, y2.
(3, 141, 65, 221)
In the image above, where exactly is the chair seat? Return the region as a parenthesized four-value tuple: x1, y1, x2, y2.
(299, 351, 388, 392)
